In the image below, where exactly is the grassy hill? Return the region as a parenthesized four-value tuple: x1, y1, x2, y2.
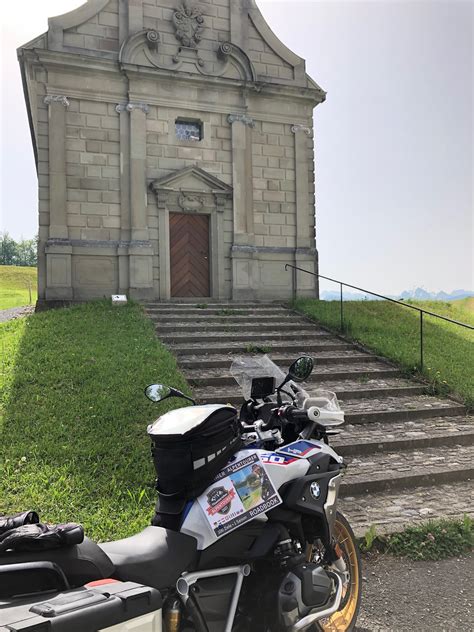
(0, 301, 191, 541)
(0, 266, 37, 310)
(294, 298, 474, 409)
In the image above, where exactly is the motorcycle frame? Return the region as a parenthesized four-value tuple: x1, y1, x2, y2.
(176, 564, 251, 632)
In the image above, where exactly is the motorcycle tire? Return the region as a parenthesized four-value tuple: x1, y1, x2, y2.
(310, 512, 362, 632)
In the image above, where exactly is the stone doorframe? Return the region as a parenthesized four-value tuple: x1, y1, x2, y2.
(150, 167, 233, 300)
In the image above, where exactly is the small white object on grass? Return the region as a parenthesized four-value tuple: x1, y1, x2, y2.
(112, 295, 128, 306)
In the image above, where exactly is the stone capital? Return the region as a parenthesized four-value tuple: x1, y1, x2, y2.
(44, 95, 70, 108)
(228, 113, 256, 128)
(115, 102, 150, 115)
(291, 124, 313, 138)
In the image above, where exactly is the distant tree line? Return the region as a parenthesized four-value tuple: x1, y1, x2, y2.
(0, 232, 38, 267)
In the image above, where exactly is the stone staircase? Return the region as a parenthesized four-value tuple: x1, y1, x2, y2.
(145, 301, 474, 537)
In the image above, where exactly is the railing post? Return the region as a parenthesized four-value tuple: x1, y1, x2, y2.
(340, 283, 344, 332)
(420, 311, 424, 371)
(292, 265, 297, 302)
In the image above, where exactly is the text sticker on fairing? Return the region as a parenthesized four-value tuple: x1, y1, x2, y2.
(198, 453, 282, 538)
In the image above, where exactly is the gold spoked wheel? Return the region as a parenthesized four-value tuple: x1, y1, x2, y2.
(308, 512, 362, 632)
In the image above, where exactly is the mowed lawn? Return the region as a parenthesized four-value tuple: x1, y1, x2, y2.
(0, 266, 37, 310)
(0, 301, 192, 541)
(293, 298, 474, 408)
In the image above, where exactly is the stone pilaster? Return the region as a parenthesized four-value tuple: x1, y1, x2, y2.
(44, 95, 73, 300)
(228, 113, 258, 300)
(292, 123, 318, 297)
(116, 101, 154, 299)
(45, 95, 69, 240)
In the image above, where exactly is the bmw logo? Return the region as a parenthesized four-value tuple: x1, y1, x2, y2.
(310, 482, 321, 500)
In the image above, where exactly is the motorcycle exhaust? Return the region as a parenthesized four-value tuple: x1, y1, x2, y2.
(291, 573, 343, 632)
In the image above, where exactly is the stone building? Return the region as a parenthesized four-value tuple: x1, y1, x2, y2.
(19, 0, 325, 303)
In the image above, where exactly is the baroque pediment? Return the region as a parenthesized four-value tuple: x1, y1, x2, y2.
(120, 30, 256, 83)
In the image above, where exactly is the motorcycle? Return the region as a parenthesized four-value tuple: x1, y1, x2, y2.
(0, 356, 361, 632)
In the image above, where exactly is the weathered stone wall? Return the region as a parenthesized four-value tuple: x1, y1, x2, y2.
(19, 0, 324, 303)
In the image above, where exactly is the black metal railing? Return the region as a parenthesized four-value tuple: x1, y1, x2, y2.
(285, 264, 474, 371)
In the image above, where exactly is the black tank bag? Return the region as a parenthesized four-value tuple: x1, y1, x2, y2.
(150, 406, 241, 502)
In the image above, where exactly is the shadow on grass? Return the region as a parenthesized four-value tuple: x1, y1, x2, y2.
(0, 300, 192, 541)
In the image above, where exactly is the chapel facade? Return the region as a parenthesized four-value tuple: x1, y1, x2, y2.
(19, 0, 325, 303)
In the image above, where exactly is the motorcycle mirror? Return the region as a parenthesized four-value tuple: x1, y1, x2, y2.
(145, 384, 172, 403)
(145, 384, 197, 405)
(287, 356, 314, 383)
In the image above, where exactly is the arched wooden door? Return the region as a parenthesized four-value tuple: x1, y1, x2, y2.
(169, 213, 210, 297)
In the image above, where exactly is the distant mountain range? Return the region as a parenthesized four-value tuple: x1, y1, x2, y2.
(320, 287, 474, 302)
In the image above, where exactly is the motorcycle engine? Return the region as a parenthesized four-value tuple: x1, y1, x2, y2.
(278, 562, 334, 629)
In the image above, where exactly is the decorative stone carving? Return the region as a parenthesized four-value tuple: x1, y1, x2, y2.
(173, 2, 205, 49)
(115, 102, 150, 114)
(146, 30, 160, 52)
(291, 124, 313, 138)
(178, 193, 204, 212)
(228, 114, 256, 128)
(44, 95, 70, 108)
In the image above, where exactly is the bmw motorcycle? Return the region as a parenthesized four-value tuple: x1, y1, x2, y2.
(0, 356, 361, 632)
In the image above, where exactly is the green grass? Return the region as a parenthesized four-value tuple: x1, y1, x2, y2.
(0, 301, 192, 542)
(360, 516, 473, 560)
(293, 298, 474, 409)
(386, 516, 474, 560)
(0, 265, 37, 310)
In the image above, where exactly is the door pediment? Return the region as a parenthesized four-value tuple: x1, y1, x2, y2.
(151, 166, 233, 195)
(150, 167, 232, 213)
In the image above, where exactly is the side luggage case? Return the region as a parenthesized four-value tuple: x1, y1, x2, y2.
(0, 580, 163, 631)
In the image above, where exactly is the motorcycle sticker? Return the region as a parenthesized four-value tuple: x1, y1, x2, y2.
(276, 440, 321, 459)
(260, 453, 298, 466)
(198, 453, 282, 538)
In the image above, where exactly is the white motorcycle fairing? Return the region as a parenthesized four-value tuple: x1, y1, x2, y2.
(180, 440, 340, 551)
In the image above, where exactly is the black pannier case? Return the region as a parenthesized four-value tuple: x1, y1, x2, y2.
(148, 405, 241, 502)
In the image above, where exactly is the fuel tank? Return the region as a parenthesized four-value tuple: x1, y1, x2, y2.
(180, 448, 310, 551)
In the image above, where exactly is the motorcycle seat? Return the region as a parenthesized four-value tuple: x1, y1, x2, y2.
(99, 526, 198, 590)
(0, 537, 114, 591)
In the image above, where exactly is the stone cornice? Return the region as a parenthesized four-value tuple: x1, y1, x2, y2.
(25, 48, 325, 106)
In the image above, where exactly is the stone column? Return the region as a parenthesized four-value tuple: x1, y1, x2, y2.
(44, 95, 73, 300)
(292, 123, 317, 297)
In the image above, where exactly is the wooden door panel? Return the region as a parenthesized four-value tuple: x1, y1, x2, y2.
(170, 213, 210, 297)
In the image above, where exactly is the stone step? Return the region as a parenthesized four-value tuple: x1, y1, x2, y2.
(146, 311, 296, 321)
(169, 340, 351, 355)
(159, 330, 333, 344)
(340, 481, 474, 538)
(145, 302, 283, 310)
(181, 351, 380, 373)
(192, 378, 423, 407)
(338, 394, 465, 424)
(155, 321, 320, 333)
(341, 444, 474, 496)
(332, 415, 474, 456)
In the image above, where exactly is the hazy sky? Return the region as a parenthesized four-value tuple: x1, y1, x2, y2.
(0, 0, 472, 294)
